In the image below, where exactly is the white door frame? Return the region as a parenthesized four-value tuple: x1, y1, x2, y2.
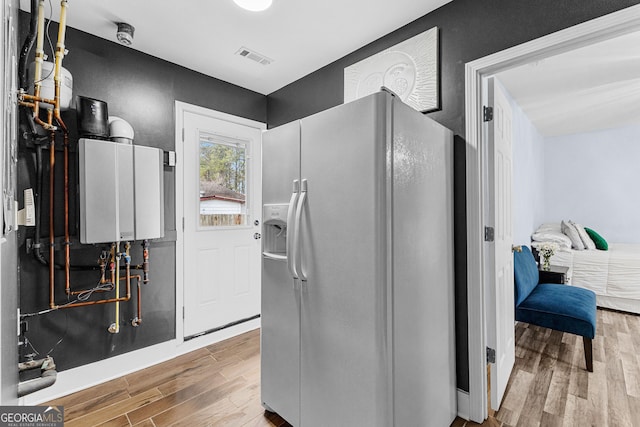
(464, 4, 640, 422)
(175, 101, 266, 344)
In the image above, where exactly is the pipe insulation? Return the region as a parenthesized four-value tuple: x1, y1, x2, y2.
(17, 357, 57, 397)
(18, 0, 38, 90)
(18, 369, 57, 397)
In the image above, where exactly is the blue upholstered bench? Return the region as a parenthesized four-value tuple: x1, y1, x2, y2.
(514, 246, 596, 372)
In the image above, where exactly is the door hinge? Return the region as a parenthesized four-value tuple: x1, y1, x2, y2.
(487, 347, 496, 364)
(484, 226, 495, 242)
(483, 106, 493, 122)
(182, 306, 185, 319)
(182, 217, 185, 231)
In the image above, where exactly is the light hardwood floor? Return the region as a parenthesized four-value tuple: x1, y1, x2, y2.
(44, 308, 640, 426)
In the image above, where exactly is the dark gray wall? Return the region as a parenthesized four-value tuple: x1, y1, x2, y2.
(16, 11, 266, 373)
(266, 0, 640, 392)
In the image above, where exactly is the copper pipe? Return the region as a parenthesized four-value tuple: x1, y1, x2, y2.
(128, 276, 138, 300)
(65, 255, 113, 295)
(62, 131, 69, 294)
(69, 284, 112, 296)
(33, 0, 44, 89)
(125, 242, 131, 292)
(32, 83, 56, 131)
(58, 275, 136, 310)
(20, 93, 55, 104)
(47, 1, 70, 296)
(133, 277, 142, 326)
(56, 295, 130, 310)
(99, 255, 106, 283)
(110, 243, 116, 288)
(142, 240, 149, 284)
(31, 0, 52, 131)
(18, 101, 36, 108)
(114, 242, 121, 333)
(48, 116, 55, 309)
(126, 243, 143, 326)
(68, 275, 128, 296)
(52, 1, 68, 108)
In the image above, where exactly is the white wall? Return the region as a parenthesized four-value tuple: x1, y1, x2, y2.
(506, 86, 546, 245)
(543, 123, 640, 243)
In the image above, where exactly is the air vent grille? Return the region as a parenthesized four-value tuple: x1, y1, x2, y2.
(235, 46, 273, 66)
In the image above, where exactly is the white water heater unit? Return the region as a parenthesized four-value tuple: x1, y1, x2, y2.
(78, 138, 164, 244)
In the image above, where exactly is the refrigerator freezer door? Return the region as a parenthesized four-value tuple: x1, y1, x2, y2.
(261, 121, 301, 425)
(262, 121, 301, 204)
(298, 92, 392, 426)
(261, 259, 300, 425)
(390, 98, 457, 426)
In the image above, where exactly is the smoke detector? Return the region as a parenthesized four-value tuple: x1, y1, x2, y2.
(116, 22, 135, 46)
(235, 47, 273, 66)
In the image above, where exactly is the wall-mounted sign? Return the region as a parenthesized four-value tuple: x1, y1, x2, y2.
(344, 27, 440, 113)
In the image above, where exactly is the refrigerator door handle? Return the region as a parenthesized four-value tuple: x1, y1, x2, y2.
(295, 179, 308, 281)
(262, 252, 287, 261)
(286, 180, 300, 279)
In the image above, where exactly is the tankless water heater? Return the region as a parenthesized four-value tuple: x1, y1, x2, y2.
(78, 138, 164, 244)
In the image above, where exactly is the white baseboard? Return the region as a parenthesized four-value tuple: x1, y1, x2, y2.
(457, 388, 470, 421)
(20, 318, 260, 406)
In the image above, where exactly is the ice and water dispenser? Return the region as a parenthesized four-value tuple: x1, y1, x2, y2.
(262, 204, 289, 260)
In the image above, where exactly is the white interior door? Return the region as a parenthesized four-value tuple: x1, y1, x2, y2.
(182, 110, 263, 338)
(486, 77, 515, 411)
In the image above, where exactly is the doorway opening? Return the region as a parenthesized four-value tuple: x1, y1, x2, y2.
(464, 4, 640, 423)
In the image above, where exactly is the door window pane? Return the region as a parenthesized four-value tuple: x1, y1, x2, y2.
(199, 133, 249, 227)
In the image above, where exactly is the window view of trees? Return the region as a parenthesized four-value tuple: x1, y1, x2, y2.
(199, 141, 246, 195)
(199, 138, 248, 227)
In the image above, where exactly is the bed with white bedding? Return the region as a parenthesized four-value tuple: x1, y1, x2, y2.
(548, 244, 640, 314)
(531, 222, 640, 314)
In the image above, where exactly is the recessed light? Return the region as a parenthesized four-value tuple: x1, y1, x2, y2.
(233, 0, 272, 12)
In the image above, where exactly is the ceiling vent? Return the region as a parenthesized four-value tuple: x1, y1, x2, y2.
(235, 47, 273, 66)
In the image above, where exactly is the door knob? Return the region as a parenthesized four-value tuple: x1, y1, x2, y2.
(512, 245, 522, 253)
(254, 233, 261, 240)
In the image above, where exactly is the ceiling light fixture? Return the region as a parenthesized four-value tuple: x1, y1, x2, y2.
(233, 0, 272, 12)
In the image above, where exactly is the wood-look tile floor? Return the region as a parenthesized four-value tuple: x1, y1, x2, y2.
(45, 308, 640, 426)
(489, 308, 640, 427)
(45, 329, 290, 427)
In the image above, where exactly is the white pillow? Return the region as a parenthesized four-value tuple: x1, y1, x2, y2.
(536, 223, 562, 233)
(530, 230, 572, 249)
(561, 220, 585, 250)
(571, 221, 596, 250)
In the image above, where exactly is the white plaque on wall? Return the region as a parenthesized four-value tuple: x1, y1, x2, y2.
(344, 27, 439, 112)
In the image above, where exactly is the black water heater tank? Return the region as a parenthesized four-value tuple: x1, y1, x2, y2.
(76, 96, 109, 139)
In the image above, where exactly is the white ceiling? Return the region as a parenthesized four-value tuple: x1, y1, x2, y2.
(19, 0, 453, 95)
(496, 31, 640, 137)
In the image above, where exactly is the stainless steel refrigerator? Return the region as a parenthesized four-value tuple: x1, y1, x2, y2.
(261, 90, 456, 427)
